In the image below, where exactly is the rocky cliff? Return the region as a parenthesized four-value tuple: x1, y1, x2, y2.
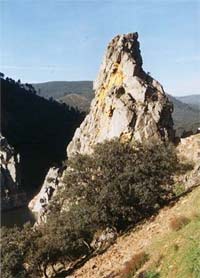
(0, 135, 27, 210)
(176, 133, 200, 188)
(28, 166, 65, 223)
(67, 33, 174, 156)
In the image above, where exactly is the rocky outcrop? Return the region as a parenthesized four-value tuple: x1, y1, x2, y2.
(28, 166, 65, 222)
(29, 33, 175, 219)
(177, 133, 200, 188)
(0, 134, 27, 210)
(67, 33, 174, 156)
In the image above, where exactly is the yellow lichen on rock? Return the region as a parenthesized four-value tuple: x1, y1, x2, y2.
(98, 86, 107, 103)
(120, 131, 133, 143)
(107, 64, 123, 90)
(97, 63, 123, 106)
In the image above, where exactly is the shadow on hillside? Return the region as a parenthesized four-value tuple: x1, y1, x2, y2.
(1, 77, 85, 199)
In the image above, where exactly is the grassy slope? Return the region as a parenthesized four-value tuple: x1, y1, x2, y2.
(143, 187, 200, 278)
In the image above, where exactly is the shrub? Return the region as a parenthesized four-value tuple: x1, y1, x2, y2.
(119, 252, 149, 278)
(0, 223, 39, 278)
(60, 139, 178, 230)
(169, 215, 190, 231)
(173, 183, 185, 196)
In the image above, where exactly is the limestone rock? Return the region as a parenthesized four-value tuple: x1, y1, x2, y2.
(67, 33, 174, 156)
(0, 134, 26, 210)
(177, 133, 200, 188)
(28, 166, 65, 222)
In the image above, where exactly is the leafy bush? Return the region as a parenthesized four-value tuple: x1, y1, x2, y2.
(169, 215, 191, 231)
(1, 223, 40, 278)
(59, 139, 178, 230)
(119, 252, 149, 277)
(173, 183, 185, 196)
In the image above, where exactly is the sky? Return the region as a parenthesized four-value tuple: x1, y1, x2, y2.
(0, 0, 199, 96)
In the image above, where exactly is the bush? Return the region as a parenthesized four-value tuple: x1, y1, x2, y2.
(173, 183, 185, 196)
(0, 223, 39, 278)
(169, 215, 191, 231)
(60, 139, 178, 230)
(119, 252, 149, 277)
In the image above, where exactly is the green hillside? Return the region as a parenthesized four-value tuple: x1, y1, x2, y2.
(177, 94, 200, 110)
(168, 95, 200, 136)
(32, 81, 93, 99)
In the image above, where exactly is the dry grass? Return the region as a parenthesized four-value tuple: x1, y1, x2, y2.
(190, 211, 200, 220)
(119, 252, 149, 278)
(169, 215, 191, 231)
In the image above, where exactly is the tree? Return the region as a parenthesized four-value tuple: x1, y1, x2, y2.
(0, 72, 5, 79)
(60, 139, 179, 230)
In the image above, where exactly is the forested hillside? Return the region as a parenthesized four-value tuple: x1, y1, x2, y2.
(1, 74, 84, 196)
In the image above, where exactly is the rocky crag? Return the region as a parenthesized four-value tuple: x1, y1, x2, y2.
(30, 32, 175, 217)
(176, 133, 200, 188)
(0, 135, 27, 210)
(67, 32, 174, 156)
(28, 166, 65, 223)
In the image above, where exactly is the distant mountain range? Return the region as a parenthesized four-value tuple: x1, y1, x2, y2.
(32, 81, 93, 99)
(177, 95, 200, 110)
(167, 95, 200, 136)
(32, 81, 200, 136)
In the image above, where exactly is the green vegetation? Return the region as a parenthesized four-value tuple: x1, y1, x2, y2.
(32, 80, 93, 99)
(145, 271, 160, 278)
(137, 188, 200, 278)
(177, 94, 200, 110)
(57, 140, 179, 230)
(186, 237, 200, 277)
(173, 183, 185, 196)
(168, 94, 200, 137)
(155, 217, 200, 278)
(119, 252, 149, 278)
(1, 139, 181, 277)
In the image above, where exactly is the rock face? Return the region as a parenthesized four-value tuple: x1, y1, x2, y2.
(67, 33, 174, 156)
(177, 133, 200, 188)
(28, 166, 65, 222)
(0, 134, 27, 210)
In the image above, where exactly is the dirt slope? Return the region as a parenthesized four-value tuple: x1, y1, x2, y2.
(72, 185, 200, 278)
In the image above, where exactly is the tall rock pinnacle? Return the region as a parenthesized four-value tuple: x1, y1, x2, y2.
(67, 33, 174, 156)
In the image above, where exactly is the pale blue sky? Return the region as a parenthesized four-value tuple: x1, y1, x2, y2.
(0, 0, 199, 96)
